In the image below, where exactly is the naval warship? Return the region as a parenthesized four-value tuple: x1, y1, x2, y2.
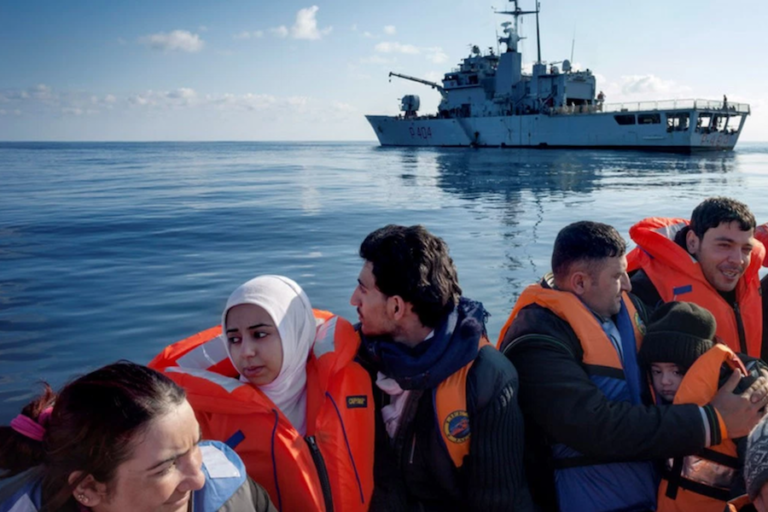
(366, 1, 749, 151)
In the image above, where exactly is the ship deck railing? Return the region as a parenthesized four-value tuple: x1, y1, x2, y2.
(555, 99, 750, 116)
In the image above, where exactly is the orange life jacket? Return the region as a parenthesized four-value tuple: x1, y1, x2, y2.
(627, 217, 764, 357)
(725, 494, 753, 511)
(657, 344, 748, 512)
(433, 337, 492, 468)
(149, 310, 374, 512)
(498, 286, 644, 375)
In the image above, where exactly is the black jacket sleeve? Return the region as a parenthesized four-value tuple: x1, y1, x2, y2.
(502, 305, 712, 462)
(465, 347, 534, 512)
(630, 268, 664, 314)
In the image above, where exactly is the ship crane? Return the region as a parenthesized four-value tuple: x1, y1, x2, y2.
(388, 72, 447, 97)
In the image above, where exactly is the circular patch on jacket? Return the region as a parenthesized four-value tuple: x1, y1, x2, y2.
(443, 410, 470, 443)
(634, 311, 646, 336)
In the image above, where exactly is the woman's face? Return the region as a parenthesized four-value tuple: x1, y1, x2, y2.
(87, 400, 206, 512)
(225, 303, 284, 386)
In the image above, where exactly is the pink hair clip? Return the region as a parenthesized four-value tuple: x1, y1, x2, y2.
(10, 406, 53, 442)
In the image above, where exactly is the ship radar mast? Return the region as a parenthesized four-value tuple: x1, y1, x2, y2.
(495, 0, 540, 60)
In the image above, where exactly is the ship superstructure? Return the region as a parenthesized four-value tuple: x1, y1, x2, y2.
(366, 1, 749, 151)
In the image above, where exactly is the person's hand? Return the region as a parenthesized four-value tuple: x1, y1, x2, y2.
(710, 371, 768, 438)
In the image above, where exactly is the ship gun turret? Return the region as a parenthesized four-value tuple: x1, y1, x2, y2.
(389, 72, 447, 97)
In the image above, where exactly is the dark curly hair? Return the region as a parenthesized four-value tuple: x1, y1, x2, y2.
(360, 225, 462, 328)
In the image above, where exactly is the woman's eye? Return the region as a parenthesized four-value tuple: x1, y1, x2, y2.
(155, 462, 175, 476)
(252, 331, 268, 339)
(227, 336, 241, 344)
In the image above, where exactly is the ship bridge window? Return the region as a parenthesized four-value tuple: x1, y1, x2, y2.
(666, 113, 690, 132)
(638, 113, 661, 124)
(468, 75, 479, 85)
(614, 114, 636, 125)
(696, 113, 712, 132)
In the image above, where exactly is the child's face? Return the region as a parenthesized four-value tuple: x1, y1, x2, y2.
(650, 363, 685, 402)
(225, 304, 283, 386)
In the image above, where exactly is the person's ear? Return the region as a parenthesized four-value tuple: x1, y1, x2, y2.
(686, 229, 701, 255)
(69, 472, 107, 508)
(569, 270, 590, 296)
(389, 296, 407, 321)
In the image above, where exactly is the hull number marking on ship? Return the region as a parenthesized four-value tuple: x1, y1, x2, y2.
(409, 126, 433, 140)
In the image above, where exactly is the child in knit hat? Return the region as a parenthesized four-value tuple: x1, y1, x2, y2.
(638, 301, 716, 405)
(638, 301, 766, 512)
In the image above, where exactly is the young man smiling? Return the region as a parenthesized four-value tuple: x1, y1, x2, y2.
(351, 224, 532, 512)
(628, 197, 765, 358)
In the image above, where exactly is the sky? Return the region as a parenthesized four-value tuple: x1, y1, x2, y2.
(1, 0, 767, 141)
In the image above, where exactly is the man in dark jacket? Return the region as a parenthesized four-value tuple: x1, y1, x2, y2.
(351, 224, 533, 512)
(499, 220, 768, 512)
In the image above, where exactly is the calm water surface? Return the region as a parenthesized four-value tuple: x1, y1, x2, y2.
(2, 141, 768, 420)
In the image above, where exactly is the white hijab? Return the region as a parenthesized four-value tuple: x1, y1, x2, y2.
(222, 275, 315, 435)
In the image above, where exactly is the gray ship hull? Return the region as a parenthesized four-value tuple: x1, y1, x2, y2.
(366, 111, 743, 151)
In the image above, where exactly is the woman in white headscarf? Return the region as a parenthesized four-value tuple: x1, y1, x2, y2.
(150, 274, 375, 512)
(222, 275, 316, 435)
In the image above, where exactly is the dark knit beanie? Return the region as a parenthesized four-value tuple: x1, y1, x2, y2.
(637, 301, 715, 371)
(746, 415, 768, 499)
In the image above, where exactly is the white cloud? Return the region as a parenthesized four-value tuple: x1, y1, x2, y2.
(621, 75, 690, 94)
(129, 88, 199, 108)
(140, 30, 205, 53)
(0, 110, 6, 115)
(270, 26, 289, 38)
(116, 38, 127, 46)
(351, 24, 358, 32)
(198, 25, 209, 32)
(619, 74, 692, 97)
(594, 74, 693, 103)
(371, 42, 449, 64)
(383, 25, 396, 35)
(234, 30, 264, 40)
(360, 55, 395, 65)
(62, 107, 84, 116)
(332, 101, 356, 112)
(291, 6, 332, 40)
(425, 47, 448, 64)
(208, 92, 277, 111)
(363, 31, 377, 39)
(375, 41, 419, 54)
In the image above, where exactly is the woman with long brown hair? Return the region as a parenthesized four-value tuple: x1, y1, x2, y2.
(0, 361, 275, 512)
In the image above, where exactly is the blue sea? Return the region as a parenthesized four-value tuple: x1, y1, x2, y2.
(2, 141, 768, 421)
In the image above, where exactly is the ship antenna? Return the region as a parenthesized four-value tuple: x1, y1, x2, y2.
(570, 31, 575, 62)
(535, 1, 541, 63)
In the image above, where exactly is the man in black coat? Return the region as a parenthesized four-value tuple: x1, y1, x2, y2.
(352, 224, 533, 512)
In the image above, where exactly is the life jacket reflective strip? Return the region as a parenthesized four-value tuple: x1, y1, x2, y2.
(433, 337, 492, 468)
(657, 345, 747, 512)
(148, 310, 374, 512)
(627, 217, 765, 358)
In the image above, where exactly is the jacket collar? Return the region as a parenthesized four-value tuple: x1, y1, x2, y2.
(361, 297, 487, 390)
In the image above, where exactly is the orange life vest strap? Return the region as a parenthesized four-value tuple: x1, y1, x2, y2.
(434, 337, 491, 468)
(497, 284, 641, 372)
(726, 494, 752, 511)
